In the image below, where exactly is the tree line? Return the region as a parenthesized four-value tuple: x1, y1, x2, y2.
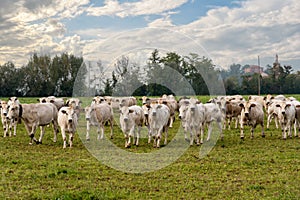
(0, 50, 299, 97)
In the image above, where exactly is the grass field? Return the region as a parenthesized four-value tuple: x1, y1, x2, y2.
(1, 96, 300, 199)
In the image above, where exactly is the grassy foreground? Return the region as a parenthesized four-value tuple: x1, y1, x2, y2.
(0, 96, 300, 199)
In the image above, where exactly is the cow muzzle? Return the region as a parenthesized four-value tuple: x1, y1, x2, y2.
(245, 112, 249, 118)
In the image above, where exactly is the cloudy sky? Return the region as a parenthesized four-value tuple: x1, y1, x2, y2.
(0, 0, 299, 71)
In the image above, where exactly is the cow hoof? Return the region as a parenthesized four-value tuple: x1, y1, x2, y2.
(240, 136, 244, 140)
(262, 135, 265, 138)
(283, 137, 286, 140)
(86, 138, 90, 141)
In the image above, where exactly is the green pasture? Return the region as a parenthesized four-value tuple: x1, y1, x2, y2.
(1, 95, 300, 199)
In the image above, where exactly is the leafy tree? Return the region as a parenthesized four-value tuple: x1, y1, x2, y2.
(0, 62, 18, 97)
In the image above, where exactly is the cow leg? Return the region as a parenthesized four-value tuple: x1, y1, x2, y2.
(200, 125, 204, 144)
(294, 121, 298, 137)
(86, 121, 90, 141)
(98, 124, 104, 140)
(235, 116, 240, 129)
(228, 117, 231, 130)
(3, 122, 8, 137)
(124, 134, 129, 148)
(38, 126, 46, 144)
(267, 114, 272, 129)
(69, 133, 73, 148)
(148, 129, 152, 144)
(164, 127, 168, 145)
(288, 123, 292, 138)
(51, 119, 59, 143)
(152, 134, 156, 148)
(207, 122, 213, 141)
(13, 122, 17, 136)
(240, 123, 245, 140)
(195, 128, 200, 146)
(189, 129, 194, 146)
(109, 119, 113, 139)
(61, 128, 67, 148)
(282, 124, 286, 140)
(261, 122, 265, 138)
(250, 125, 255, 139)
(135, 126, 141, 146)
(169, 116, 174, 128)
(274, 117, 279, 129)
(217, 121, 224, 140)
(8, 120, 13, 137)
(156, 134, 161, 148)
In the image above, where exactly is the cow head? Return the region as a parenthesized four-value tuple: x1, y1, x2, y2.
(85, 106, 94, 121)
(7, 102, 21, 120)
(61, 107, 77, 124)
(178, 101, 189, 120)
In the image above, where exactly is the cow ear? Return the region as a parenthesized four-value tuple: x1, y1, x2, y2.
(66, 100, 69, 106)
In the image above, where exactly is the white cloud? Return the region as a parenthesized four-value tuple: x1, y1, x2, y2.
(0, 0, 89, 66)
(1, 0, 300, 71)
(178, 0, 300, 68)
(86, 0, 188, 17)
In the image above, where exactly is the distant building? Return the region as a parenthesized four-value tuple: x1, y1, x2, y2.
(244, 65, 263, 74)
(244, 65, 268, 77)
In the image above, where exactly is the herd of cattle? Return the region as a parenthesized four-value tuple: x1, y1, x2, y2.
(0, 94, 299, 148)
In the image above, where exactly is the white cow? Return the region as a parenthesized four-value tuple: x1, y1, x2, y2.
(7, 102, 59, 145)
(66, 98, 82, 119)
(147, 103, 170, 148)
(239, 101, 265, 139)
(276, 100, 296, 139)
(292, 100, 300, 137)
(85, 106, 99, 141)
(91, 96, 106, 105)
(58, 106, 78, 148)
(202, 102, 224, 142)
(184, 98, 205, 145)
(0, 101, 10, 137)
(116, 96, 137, 107)
(119, 105, 144, 148)
(178, 98, 191, 140)
(7, 97, 20, 136)
(85, 103, 114, 140)
(38, 96, 65, 110)
(266, 99, 282, 129)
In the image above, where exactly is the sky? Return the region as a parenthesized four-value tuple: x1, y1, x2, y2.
(0, 0, 299, 72)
